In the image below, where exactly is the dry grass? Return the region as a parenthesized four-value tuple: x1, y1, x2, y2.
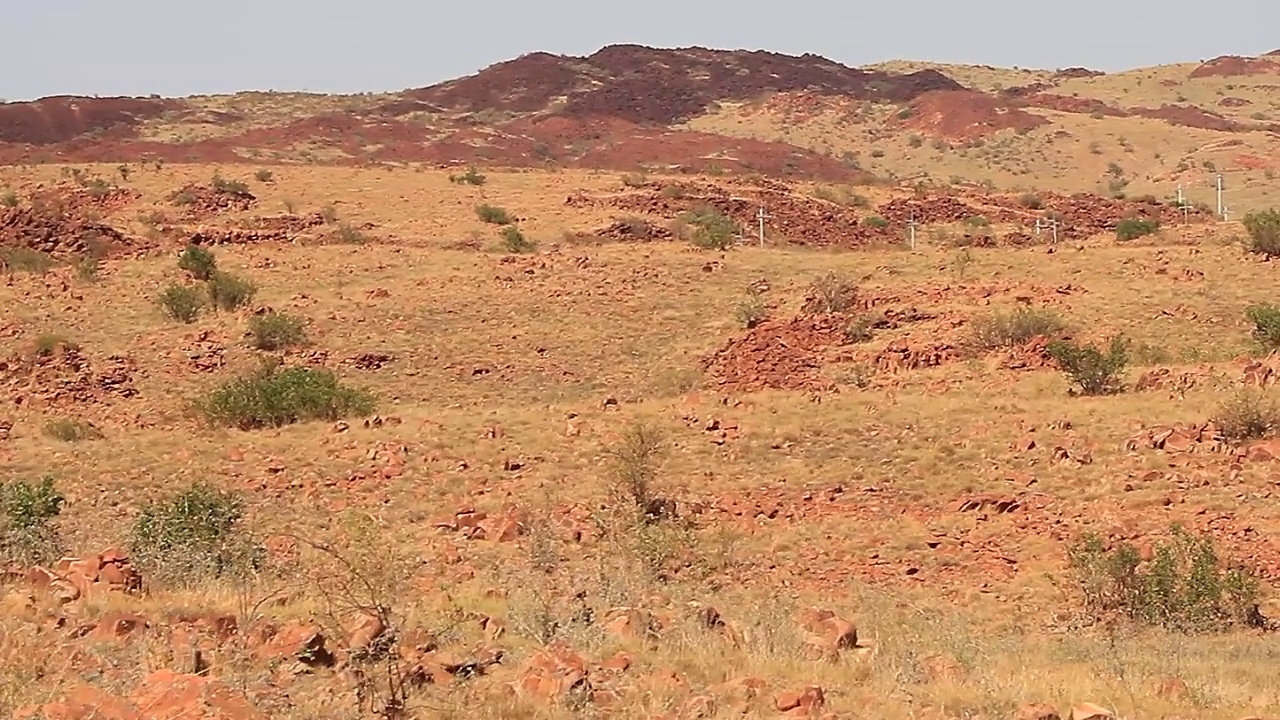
(0, 164, 1278, 719)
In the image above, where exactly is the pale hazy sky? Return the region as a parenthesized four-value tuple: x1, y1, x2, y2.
(3, 0, 1277, 101)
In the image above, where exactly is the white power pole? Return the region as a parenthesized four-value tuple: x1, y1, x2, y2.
(907, 209, 917, 250)
(757, 205, 768, 247)
(1217, 173, 1224, 220)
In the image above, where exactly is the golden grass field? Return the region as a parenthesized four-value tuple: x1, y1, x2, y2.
(1, 160, 1279, 719)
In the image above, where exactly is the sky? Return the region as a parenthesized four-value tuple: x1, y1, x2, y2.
(3, 0, 1278, 101)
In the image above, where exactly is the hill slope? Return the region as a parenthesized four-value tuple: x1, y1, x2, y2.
(2, 45, 1279, 208)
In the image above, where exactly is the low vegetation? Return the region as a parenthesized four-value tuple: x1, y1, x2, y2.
(1245, 303, 1280, 350)
(43, 418, 104, 442)
(806, 271, 857, 314)
(158, 284, 204, 323)
(677, 206, 739, 250)
(199, 361, 375, 429)
(499, 225, 536, 253)
(206, 271, 257, 311)
(967, 307, 1069, 352)
(248, 312, 308, 351)
(1115, 217, 1160, 241)
(448, 167, 487, 186)
(178, 244, 217, 281)
(211, 174, 250, 195)
(0, 476, 65, 565)
(1, 248, 56, 274)
(1213, 389, 1280, 443)
(476, 204, 514, 225)
(735, 289, 769, 329)
(130, 483, 262, 580)
(1069, 526, 1261, 632)
(1243, 209, 1280, 258)
(1047, 336, 1129, 395)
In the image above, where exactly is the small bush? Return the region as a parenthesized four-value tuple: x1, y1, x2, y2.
(968, 307, 1069, 352)
(73, 254, 101, 282)
(862, 215, 889, 229)
(248, 312, 307, 351)
(499, 225, 536, 253)
(1245, 303, 1280, 349)
(254, 168, 274, 183)
(159, 284, 205, 323)
(206, 271, 257, 311)
(211, 174, 250, 195)
(807, 271, 857, 314)
(0, 189, 18, 207)
(841, 314, 875, 343)
(178, 244, 217, 280)
(448, 167, 487, 186)
(962, 215, 989, 228)
(476, 204, 514, 225)
(130, 483, 262, 580)
(43, 418, 104, 442)
(1068, 526, 1261, 632)
(1115, 217, 1160, 241)
(1243, 209, 1280, 258)
(0, 477, 65, 565)
(1, 248, 55, 274)
(1213, 389, 1280, 443)
(620, 172, 647, 188)
(604, 421, 665, 516)
(678, 206, 739, 250)
(320, 204, 339, 223)
(735, 290, 769, 329)
(199, 362, 375, 429)
(32, 334, 78, 358)
(1047, 336, 1129, 396)
(1018, 193, 1043, 210)
(332, 222, 368, 244)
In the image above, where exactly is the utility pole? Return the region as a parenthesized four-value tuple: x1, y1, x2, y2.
(907, 209, 917, 250)
(1177, 184, 1189, 223)
(1217, 173, 1224, 220)
(757, 205, 768, 247)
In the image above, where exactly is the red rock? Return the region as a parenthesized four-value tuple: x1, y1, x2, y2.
(775, 686, 825, 716)
(1071, 703, 1113, 720)
(132, 669, 266, 720)
(90, 612, 149, 640)
(258, 622, 332, 666)
(347, 612, 386, 652)
(1015, 703, 1062, 720)
(797, 608, 857, 659)
(1014, 434, 1037, 452)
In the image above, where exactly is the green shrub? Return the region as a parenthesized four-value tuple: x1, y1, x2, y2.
(178, 244, 217, 280)
(620, 172, 648, 188)
(1047, 336, 1129, 395)
(862, 215, 889, 229)
(248, 312, 307, 351)
(73, 254, 101, 282)
(1, 248, 55, 274)
(1213, 389, 1280, 443)
(211, 174, 250, 195)
(0, 477, 65, 565)
(448, 167, 487, 186)
(206, 271, 257, 311)
(735, 290, 769, 329)
(962, 215, 989, 228)
(320, 204, 339, 223)
(130, 483, 262, 580)
(159, 284, 204, 323)
(843, 314, 877, 343)
(476, 204, 514, 225)
(499, 225, 536, 253)
(0, 189, 18, 207)
(1245, 303, 1280, 349)
(806, 271, 857, 314)
(1243, 209, 1280, 258)
(199, 362, 375, 429)
(967, 307, 1069, 352)
(678, 206, 739, 250)
(43, 418, 104, 442)
(1068, 526, 1261, 632)
(254, 168, 274, 183)
(1115, 217, 1160, 241)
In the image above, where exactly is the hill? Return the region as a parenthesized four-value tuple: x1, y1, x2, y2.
(3, 45, 1279, 210)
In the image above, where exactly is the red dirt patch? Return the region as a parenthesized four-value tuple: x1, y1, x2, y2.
(1219, 96, 1254, 107)
(0, 96, 176, 145)
(1027, 94, 1126, 117)
(1130, 104, 1242, 132)
(1054, 67, 1105, 80)
(898, 90, 1049, 140)
(1189, 55, 1280, 78)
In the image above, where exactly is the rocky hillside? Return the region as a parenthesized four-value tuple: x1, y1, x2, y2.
(3, 45, 1280, 206)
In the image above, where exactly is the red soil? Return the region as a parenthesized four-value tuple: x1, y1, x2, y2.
(1130, 105, 1242, 132)
(1189, 55, 1280, 78)
(0, 96, 176, 145)
(898, 90, 1049, 140)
